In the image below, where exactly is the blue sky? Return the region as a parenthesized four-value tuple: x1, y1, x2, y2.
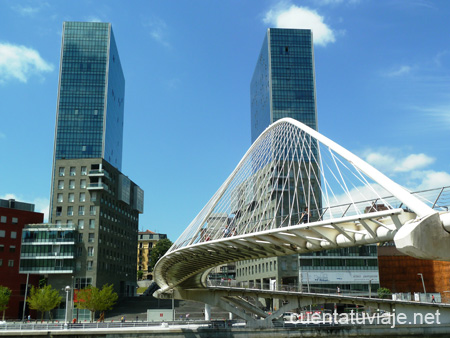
(1, 0, 450, 241)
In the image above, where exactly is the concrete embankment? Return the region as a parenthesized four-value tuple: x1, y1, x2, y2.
(1, 324, 450, 338)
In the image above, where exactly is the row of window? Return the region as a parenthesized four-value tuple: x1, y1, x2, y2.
(0, 216, 18, 224)
(59, 166, 88, 176)
(53, 219, 95, 229)
(0, 230, 17, 238)
(20, 244, 74, 257)
(0, 244, 16, 252)
(57, 191, 97, 203)
(237, 260, 277, 277)
(0, 259, 14, 267)
(56, 205, 97, 217)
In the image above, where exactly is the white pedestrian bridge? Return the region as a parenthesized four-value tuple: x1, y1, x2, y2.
(154, 118, 450, 326)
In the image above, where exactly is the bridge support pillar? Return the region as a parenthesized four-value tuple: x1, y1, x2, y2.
(395, 212, 450, 260)
(205, 303, 211, 321)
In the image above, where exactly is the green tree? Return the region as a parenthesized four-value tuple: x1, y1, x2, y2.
(149, 238, 173, 272)
(377, 287, 392, 299)
(137, 270, 144, 280)
(75, 284, 118, 322)
(0, 286, 12, 320)
(27, 285, 62, 321)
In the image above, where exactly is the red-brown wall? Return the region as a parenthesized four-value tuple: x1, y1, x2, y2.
(0, 206, 43, 320)
(378, 246, 450, 302)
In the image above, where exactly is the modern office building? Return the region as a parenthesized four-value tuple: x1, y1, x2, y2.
(250, 28, 318, 143)
(43, 22, 143, 306)
(0, 199, 43, 319)
(137, 230, 167, 280)
(235, 29, 378, 308)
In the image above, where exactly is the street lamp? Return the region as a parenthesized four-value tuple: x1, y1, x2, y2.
(418, 273, 426, 301)
(64, 286, 70, 329)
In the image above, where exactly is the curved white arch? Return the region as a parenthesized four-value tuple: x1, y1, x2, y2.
(155, 118, 446, 296)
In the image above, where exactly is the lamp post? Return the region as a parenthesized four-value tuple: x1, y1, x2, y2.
(64, 286, 70, 329)
(418, 273, 426, 301)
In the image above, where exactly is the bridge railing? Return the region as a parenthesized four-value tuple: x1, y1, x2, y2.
(170, 186, 450, 253)
(206, 279, 371, 297)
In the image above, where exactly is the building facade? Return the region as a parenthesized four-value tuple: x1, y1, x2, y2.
(43, 21, 143, 304)
(137, 230, 167, 280)
(378, 244, 450, 302)
(0, 199, 42, 319)
(251, 28, 318, 143)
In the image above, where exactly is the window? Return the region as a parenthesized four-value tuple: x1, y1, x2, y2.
(69, 180, 75, 189)
(58, 180, 64, 189)
(0, 230, 5, 238)
(8, 260, 14, 267)
(78, 219, 85, 229)
(78, 233, 83, 242)
(68, 193, 75, 203)
(0, 245, 4, 252)
(78, 206, 85, 216)
(56, 220, 62, 226)
(90, 206, 96, 215)
(67, 206, 73, 216)
(76, 246, 82, 257)
(56, 206, 62, 216)
(11, 231, 17, 239)
(79, 192, 86, 202)
(0, 216, 6, 223)
(57, 193, 63, 203)
(12, 217, 18, 224)
(59, 167, 65, 176)
(87, 261, 93, 271)
(80, 179, 86, 189)
(9, 245, 16, 253)
(88, 233, 94, 243)
(88, 247, 94, 257)
(90, 192, 97, 202)
(81, 166, 87, 175)
(89, 219, 95, 229)
(0, 260, 2, 267)
(70, 167, 76, 176)
(67, 220, 74, 226)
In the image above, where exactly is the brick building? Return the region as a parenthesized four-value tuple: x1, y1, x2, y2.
(0, 199, 43, 319)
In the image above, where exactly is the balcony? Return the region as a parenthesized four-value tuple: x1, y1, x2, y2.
(88, 169, 111, 180)
(87, 183, 109, 191)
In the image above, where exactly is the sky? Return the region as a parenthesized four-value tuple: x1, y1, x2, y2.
(1, 0, 450, 241)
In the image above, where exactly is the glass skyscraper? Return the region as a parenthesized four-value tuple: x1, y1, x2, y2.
(238, 28, 378, 307)
(251, 28, 318, 143)
(42, 22, 143, 319)
(53, 22, 124, 170)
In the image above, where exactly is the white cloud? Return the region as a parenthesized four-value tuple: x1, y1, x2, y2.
(394, 153, 435, 172)
(364, 150, 434, 174)
(85, 16, 103, 23)
(385, 65, 411, 77)
(0, 43, 54, 84)
(314, 0, 360, 5)
(144, 17, 170, 47)
(411, 170, 450, 191)
(412, 105, 450, 130)
(11, 4, 46, 16)
(263, 4, 335, 47)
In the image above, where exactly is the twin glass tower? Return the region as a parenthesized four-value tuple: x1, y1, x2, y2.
(32, 22, 144, 308)
(238, 28, 378, 302)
